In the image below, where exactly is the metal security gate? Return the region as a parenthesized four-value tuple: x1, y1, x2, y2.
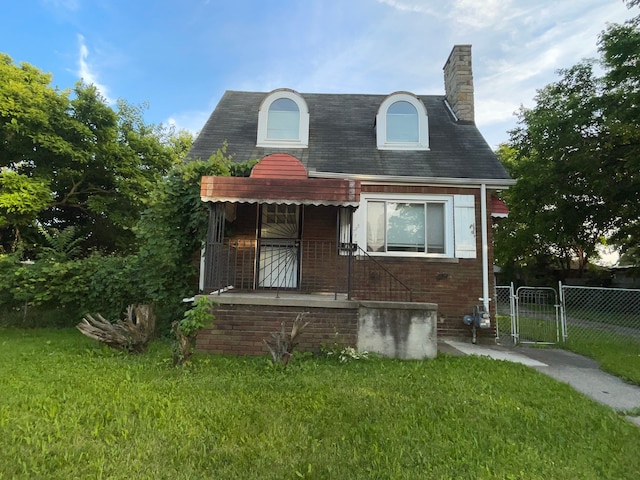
(257, 204, 301, 288)
(515, 286, 562, 345)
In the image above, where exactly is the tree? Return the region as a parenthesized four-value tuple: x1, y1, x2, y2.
(496, 5, 640, 277)
(597, 11, 640, 255)
(0, 171, 51, 252)
(497, 62, 611, 277)
(0, 53, 192, 254)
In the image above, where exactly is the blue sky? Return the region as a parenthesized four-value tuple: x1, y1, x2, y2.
(0, 0, 634, 149)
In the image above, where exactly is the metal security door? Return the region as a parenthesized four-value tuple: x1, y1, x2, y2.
(515, 286, 562, 344)
(257, 204, 301, 288)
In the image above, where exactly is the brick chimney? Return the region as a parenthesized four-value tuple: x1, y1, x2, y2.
(443, 45, 474, 123)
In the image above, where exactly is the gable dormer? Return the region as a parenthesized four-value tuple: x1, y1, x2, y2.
(256, 89, 309, 148)
(376, 92, 429, 151)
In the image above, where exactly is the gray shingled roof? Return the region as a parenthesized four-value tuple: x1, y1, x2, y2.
(186, 91, 512, 182)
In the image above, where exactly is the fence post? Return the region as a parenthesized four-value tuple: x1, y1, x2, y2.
(510, 282, 518, 344)
(558, 280, 567, 343)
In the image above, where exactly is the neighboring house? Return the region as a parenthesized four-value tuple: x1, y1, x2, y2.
(187, 45, 515, 358)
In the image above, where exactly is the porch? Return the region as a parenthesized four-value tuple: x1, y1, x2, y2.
(195, 290, 438, 359)
(202, 238, 413, 303)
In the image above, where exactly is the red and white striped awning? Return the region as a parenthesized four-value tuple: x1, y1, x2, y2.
(201, 154, 361, 207)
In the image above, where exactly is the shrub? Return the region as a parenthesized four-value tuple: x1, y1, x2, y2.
(172, 296, 215, 366)
(263, 312, 310, 365)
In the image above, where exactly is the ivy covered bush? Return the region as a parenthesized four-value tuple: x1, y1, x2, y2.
(0, 148, 256, 331)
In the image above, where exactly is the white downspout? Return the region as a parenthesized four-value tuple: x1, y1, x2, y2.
(199, 244, 206, 292)
(480, 184, 490, 313)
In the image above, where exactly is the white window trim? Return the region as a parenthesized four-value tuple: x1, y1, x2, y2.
(257, 90, 309, 148)
(355, 193, 454, 258)
(376, 93, 429, 151)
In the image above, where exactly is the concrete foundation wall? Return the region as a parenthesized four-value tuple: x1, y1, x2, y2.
(357, 301, 438, 360)
(196, 294, 437, 359)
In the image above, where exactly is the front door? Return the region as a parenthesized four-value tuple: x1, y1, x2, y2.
(257, 204, 301, 288)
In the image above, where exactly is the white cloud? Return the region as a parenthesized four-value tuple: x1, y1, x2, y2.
(376, 0, 440, 15)
(468, 1, 632, 134)
(77, 34, 112, 103)
(475, 98, 520, 126)
(451, 0, 515, 30)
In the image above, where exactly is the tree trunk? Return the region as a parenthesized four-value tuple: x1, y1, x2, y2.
(77, 304, 156, 353)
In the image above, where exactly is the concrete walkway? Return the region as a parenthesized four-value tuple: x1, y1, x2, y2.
(441, 340, 640, 428)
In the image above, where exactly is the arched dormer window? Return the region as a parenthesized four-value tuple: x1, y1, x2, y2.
(376, 92, 429, 150)
(267, 98, 299, 139)
(257, 89, 309, 148)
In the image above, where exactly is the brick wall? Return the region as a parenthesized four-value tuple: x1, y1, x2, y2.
(195, 302, 358, 356)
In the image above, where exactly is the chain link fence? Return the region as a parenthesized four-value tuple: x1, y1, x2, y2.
(495, 283, 640, 349)
(561, 285, 640, 347)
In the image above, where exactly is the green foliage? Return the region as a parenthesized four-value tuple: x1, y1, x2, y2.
(177, 297, 215, 338)
(1, 328, 640, 479)
(496, 9, 640, 277)
(132, 153, 224, 311)
(597, 16, 640, 253)
(134, 147, 254, 322)
(0, 250, 141, 323)
(172, 296, 215, 366)
(0, 52, 258, 335)
(323, 345, 370, 363)
(38, 226, 85, 261)
(0, 145, 254, 332)
(0, 53, 193, 254)
(0, 171, 51, 251)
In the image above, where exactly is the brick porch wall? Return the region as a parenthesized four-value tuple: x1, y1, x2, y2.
(196, 302, 358, 356)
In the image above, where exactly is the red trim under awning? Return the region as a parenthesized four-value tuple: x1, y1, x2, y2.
(201, 176, 361, 207)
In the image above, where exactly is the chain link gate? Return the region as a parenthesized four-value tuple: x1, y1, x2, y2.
(497, 282, 640, 347)
(495, 284, 516, 345)
(515, 286, 563, 344)
(495, 284, 564, 345)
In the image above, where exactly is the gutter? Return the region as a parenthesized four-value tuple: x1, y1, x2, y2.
(308, 170, 516, 188)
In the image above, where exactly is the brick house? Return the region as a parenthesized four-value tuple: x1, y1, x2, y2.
(187, 45, 514, 358)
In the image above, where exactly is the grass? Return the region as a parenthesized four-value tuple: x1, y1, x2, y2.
(1, 329, 640, 479)
(564, 329, 640, 386)
(496, 314, 561, 344)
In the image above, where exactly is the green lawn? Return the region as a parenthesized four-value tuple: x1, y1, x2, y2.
(1, 329, 639, 479)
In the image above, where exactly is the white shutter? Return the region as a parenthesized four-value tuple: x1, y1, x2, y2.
(454, 195, 476, 258)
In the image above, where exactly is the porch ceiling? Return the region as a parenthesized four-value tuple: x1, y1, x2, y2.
(201, 176, 361, 206)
